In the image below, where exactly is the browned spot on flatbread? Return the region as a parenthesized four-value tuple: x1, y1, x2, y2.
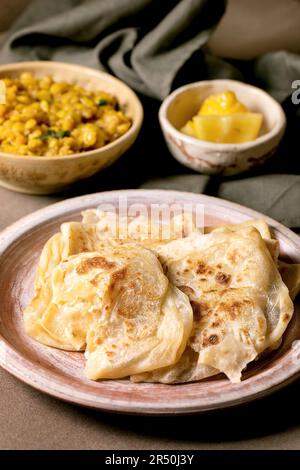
(106, 351, 115, 357)
(220, 299, 252, 320)
(117, 305, 137, 319)
(228, 250, 239, 263)
(89, 276, 100, 287)
(257, 317, 266, 331)
(70, 329, 81, 338)
(215, 272, 231, 285)
(228, 301, 242, 320)
(208, 334, 219, 345)
(241, 328, 252, 345)
(110, 267, 128, 292)
(196, 262, 207, 274)
(202, 333, 220, 347)
(283, 313, 291, 323)
(124, 319, 135, 330)
(76, 256, 115, 274)
(178, 285, 195, 296)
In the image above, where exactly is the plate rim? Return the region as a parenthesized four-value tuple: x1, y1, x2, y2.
(0, 189, 300, 415)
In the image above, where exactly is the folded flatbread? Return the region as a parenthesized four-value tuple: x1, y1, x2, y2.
(81, 209, 201, 247)
(132, 227, 293, 383)
(24, 210, 297, 385)
(24, 224, 193, 380)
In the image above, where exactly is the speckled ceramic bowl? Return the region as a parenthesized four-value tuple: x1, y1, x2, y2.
(0, 62, 143, 194)
(159, 79, 286, 175)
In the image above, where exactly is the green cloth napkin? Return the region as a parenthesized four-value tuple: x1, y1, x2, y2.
(0, 0, 299, 227)
(0, 0, 227, 99)
(141, 174, 300, 228)
(2, 0, 300, 101)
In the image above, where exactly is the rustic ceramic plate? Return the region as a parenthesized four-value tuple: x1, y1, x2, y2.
(0, 190, 299, 415)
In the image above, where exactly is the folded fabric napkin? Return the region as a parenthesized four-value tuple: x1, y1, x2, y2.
(2, 0, 300, 101)
(141, 174, 300, 228)
(0, 0, 229, 99)
(0, 0, 299, 227)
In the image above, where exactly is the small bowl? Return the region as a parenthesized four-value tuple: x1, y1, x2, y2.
(159, 79, 286, 175)
(0, 61, 143, 194)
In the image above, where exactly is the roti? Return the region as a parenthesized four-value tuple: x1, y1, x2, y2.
(132, 227, 293, 383)
(24, 224, 193, 379)
(24, 211, 296, 384)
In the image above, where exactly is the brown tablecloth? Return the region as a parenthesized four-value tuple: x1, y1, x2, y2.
(1, 183, 300, 450)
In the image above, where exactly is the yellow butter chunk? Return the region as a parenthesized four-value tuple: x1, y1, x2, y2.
(181, 90, 263, 143)
(199, 90, 248, 116)
(182, 113, 263, 144)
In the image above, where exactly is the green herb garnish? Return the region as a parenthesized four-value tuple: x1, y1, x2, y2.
(97, 99, 109, 107)
(40, 129, 71, 141)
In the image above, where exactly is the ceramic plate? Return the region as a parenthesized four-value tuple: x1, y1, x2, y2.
(0, 190, 299, 415)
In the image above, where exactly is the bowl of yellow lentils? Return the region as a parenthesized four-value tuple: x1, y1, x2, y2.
(0, 61, 143, 194)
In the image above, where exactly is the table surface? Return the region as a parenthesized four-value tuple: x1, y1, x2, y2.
(1, 177, 300, 451)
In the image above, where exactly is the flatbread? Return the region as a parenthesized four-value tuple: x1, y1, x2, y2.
(24, 211, 296, 385)
(206, 219, 279, 262)
(205, 219, 272, 239)
(85, 278, 192, 380)
(24, 224, 193, 380)
(132, 227, 293, 383)
(81, 209, 201, 247)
